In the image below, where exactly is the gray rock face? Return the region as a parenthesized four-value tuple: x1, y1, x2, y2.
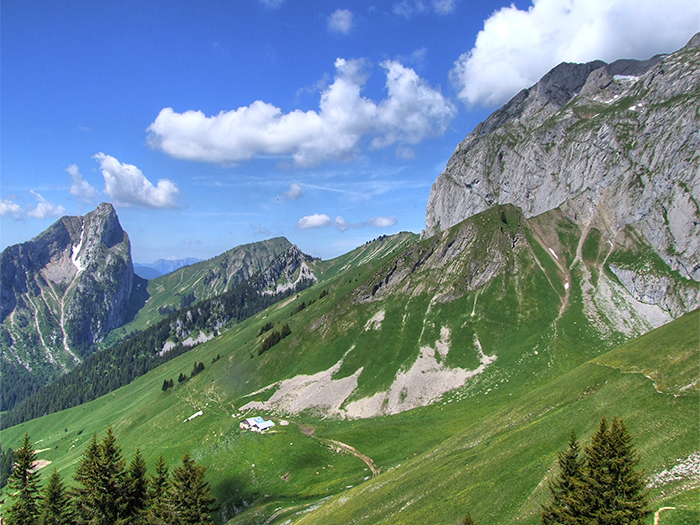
(425, 34, 700, 284)
(1, 203, 134, 401)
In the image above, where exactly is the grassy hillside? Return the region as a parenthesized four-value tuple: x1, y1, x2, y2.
(121, 237, 293, 333)
(1, 207, 696, 524)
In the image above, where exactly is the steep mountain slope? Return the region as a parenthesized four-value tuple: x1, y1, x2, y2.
(124, 237, 296, 332)
(0, 208, 696, 524)
(425, 33, 700, 283)
(0, 203, 142, 410)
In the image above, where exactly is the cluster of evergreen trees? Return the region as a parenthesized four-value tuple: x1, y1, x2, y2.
(257, 324, 291, 356)
(2, 275, 314, 429)
(2, 429, 216, 525)
(541, 415, 650, 524)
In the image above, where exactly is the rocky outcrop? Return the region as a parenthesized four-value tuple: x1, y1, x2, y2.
(257, 245, 318, 295)
(0, 203, 135, 409)
(425, 34, 700, 284)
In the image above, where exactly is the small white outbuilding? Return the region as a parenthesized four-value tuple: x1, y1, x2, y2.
(239, 416, 275, 432)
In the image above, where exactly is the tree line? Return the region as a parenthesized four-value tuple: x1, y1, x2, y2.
(1, 275, 314, 430)
(2, 429, 216, 525)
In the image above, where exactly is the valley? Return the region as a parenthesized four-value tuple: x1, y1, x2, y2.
(1, 35, 699, 525)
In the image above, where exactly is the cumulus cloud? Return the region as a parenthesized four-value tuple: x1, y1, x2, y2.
(147, 58, 454, 167)
(67, 164, 100, 203)
(94, 153, 180, 209)
(284, 183, 303, 200)
(368, 216, 398, 228)
(298, 213, 397, 231)
(451, 0, 700, 107)
(0, 198, 23, 220)
(334, 216, 350, 232)
(328, 9, 353, 34)
(297, 214, 332, 229)
(26, 191, 66, 220)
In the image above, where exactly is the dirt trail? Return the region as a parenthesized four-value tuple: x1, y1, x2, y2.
(654, 507, 676, 524)
(321, 438, 380, 478)
(293, 422, 380, 478)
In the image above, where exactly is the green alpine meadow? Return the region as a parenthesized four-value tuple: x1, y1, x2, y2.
(1, 32, 699, 525)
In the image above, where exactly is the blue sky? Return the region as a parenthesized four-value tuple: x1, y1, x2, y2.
(2, 0, 697, 262)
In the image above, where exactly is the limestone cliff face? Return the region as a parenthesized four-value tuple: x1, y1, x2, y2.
(425, 34, 700, 285)
(0, 203, 135, 407)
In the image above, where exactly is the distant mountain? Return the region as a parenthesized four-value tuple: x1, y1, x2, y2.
(0, 203, 143, 411)
(426, 33, 700, 286)
(133, 264, 163, 280)
(122, 237, 299, 333)
(134, 257, 202, 279)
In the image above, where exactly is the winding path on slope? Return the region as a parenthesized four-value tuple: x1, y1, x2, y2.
(296, 422, 380, 478)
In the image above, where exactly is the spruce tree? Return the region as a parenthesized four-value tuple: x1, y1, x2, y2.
(96, 426, 128, 524)
(165, 451, 217, 524)
(541, 429, 585, 524)
(72, 433, 100, 524)
(542, 416, 652, 525)
(39, 468, 72, 525)
(125, 448, 149, 523)
(72, 427, 128, 524)
(146, 455, 170, 524)
(4, 433, 41, 525)
(582, 416, 650, 524)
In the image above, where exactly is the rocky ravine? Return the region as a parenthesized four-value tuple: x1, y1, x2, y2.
(425, 33, 700, 286)
(0, 203, 137, 408)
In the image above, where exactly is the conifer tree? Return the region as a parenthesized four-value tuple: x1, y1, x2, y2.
(72, 427, 128, 524)
(4, 433, 41, 525)
(39, 468, 72, 525)
(146, 455, 170, 524)
(125, 448, 149, 523)
(542, 416, 651, 525)
(72, 433, 100, 524)
(460, 511, 477, 524)
(541, 429, 585, 524)
(165, 451, 217, 524)
(582, 416, 651, 524)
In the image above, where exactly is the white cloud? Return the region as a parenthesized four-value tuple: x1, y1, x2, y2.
(368, 216, 398, 228)
(26, 191, 66, 220)
(451, 0, 700, 107)
(297, 214, 331, 229)
(334, 216, 350, 232)
(67, 164, 100, 203)
(94, 153, 180, 209)
(284, 183, 303, 200)
(316, 214, 399, 231)
(0, 198, 23, 220)
(328, 9, 353, 34)
(147, 58, 454, 167)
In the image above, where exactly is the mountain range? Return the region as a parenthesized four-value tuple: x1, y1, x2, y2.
(0, 34, 698, 525)
(134, 258, 203, 280)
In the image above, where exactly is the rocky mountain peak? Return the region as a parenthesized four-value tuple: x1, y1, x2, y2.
(0, 203, 136, 410)
(425, 34, 700, 284)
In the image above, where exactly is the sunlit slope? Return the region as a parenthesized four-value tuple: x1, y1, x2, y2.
(311, 231, 419, 281)
(288, 309, 699, 525)
(123, 237, 293, 332)
(1, 205, 696, 524)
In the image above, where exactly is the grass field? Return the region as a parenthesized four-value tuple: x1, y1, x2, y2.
(2, 208, 697, 525)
